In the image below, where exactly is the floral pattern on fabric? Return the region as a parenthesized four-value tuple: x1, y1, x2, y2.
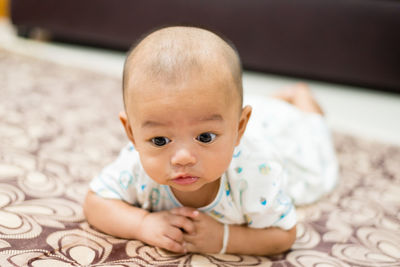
(0, 50, 399, 266)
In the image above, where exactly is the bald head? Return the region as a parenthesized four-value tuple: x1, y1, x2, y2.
(122, 26, 243, 110)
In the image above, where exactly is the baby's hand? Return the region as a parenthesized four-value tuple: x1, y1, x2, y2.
(138, 208, 197, 253)
(171, 208, 224, 254)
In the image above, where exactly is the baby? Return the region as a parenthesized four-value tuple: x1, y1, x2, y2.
(84, 26, 338, 256)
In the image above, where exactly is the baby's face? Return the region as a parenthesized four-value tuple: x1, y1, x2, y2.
(121, 73, 250, 193)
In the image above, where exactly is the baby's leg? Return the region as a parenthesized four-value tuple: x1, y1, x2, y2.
(272, 83, 324, 115)
(270, 84, 338, 205)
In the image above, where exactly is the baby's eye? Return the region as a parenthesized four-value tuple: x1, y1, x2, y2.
(151, 137, 171, 146)
(196, 132, 216, 143)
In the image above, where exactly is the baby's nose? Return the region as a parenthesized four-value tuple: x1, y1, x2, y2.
(171, 147, 196, 166)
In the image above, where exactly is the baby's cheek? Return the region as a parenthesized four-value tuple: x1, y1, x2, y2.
(140, 156, 167, 184)
(207, 152, 232, 178)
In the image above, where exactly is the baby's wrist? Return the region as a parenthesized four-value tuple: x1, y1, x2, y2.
(135, 210, 151, 240)
(219, 224, 230, 254)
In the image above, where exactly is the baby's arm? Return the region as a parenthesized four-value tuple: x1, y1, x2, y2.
(173, 208, 296, 255)
(83, 191, 197, 253)
(225, 224, 296, 255)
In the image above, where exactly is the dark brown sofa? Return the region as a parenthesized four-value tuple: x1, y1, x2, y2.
(10, 0, 400, 92)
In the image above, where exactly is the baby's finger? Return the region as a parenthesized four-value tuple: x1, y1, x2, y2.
(170, 207, 199, 219)
(182, 232, 196, 244)
(183, 240, 197, 253)
(165, 226, 184, 243)
(161, 235, 186, 254)
(170, 215, 196, 234)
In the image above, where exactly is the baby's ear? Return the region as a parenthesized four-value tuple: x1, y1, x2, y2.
(119, 111, 136, 145)
(236, 105, 252, 146)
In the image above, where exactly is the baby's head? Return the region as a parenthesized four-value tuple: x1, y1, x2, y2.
(120, 26, 252, 193)
(122, 26, 243, 110)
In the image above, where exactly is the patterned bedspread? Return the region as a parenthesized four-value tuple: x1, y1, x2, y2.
(0, 50, 399, 266)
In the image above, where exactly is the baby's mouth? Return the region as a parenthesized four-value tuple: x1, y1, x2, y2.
(172, 175, 199, 185)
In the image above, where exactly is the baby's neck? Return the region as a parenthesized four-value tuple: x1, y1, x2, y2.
(171, 178, 221, 208)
